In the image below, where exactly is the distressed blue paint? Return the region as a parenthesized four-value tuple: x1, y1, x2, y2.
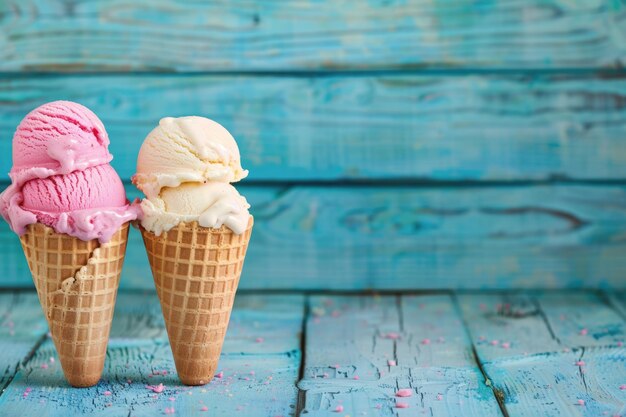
(458, 293, 626, 416)
(1, 74, 626, 181)
(0, 293, 47, 390)
(299, 295, 502, 416)
(2, 184, 626, 290)
(0, 293, 304, 417)
(0, 1, 624, 71)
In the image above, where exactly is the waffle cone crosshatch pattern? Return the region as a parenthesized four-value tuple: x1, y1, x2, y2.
(19, 223, 129, 387)
(140, 218, 254, 385)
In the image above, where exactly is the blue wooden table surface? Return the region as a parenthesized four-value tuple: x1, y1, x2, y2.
(0, 289, 624, 416)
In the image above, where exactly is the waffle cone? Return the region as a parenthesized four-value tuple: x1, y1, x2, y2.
(140, 217, 253, 385)
(19, 223, 129, 387)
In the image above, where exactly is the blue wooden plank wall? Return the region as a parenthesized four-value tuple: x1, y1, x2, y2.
(0, 0, 625, 290)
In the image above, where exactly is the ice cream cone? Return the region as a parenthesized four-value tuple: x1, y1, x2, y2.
(19, 222, 130, 387)
(140, 217, 253, 385)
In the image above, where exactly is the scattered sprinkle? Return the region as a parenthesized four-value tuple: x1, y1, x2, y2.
(200, 406, 208, 412)
(387, 360, 396, 366)
(103, 391, 112, 396)
(353, 376, 359, 380)
(396, 389, 412, 397)
(146, 383, 165, 393)
(421, 339, 431, 345)
(168, 397, 176, 402)
(49, 357, 55, 363)
(384, 332, 401, 340)
(436, 394, 443, 401)
(255, 337, 264, 343)
(619, 384, 626, 390)
(579, 329, 588, 336)
(575, 361, 586, 366)
(577, 399, 585, 406)
(331, 364, 340, 369)
(215, 371, 224, 379)
(164, 407, 175, 414)
(501, 342, 511, 349)
(40, 363, 48, 369)
(617, 341, 623, 347)
(396, 402, 409, 409)
(490, 340, 499, 346)
(333, 405, 344, 412)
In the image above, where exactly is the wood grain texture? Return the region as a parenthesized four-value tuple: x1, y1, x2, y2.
(0, 292, 47, 391)
(1, 74, 626, 181)
(605, 291, 626, 320)
(0, 293, 304, 417)
(0, 0, 625, 71)
(3, 184, 626, 290)
(299, 295, 503, 416)
(458, 293, 626, 417)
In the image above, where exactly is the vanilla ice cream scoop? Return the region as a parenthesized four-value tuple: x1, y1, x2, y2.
(133, 117, 248, 199)
(134, 116, 251, 236)
(140, 182, 250, 236)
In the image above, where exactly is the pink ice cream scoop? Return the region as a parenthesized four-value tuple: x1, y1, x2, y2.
(0, 101, 139, 242)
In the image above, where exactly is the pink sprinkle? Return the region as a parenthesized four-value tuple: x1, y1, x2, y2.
(331, 364, 340, 369)
(375, 404, 382, 409)
(146, 383, 165, 393)
(323, 373, 329, 378)
(577, 399, 585, 406)
(619, 384, 626, 390)
(244, 377, 250, 381)
(25, 387, 32, 393)
(333, 405, 344, 412)
(127, 379, 132, 384)
(501, 342, 511, 349)
(250, 371, 255, 375)
(200, 406, 208, 412)
(387, 360, 396, 366)
(103, 391, 112, 396)
(579, 329, 588, 336)
(421, 338, 431, 345)
(353, 376, 359, 380)
(215, 372, 224, 379)
(396, 402, 409, 408)
(385, 332, 401, 340)
(490, 340, 499, 346)
(40, 363, 48, 369)
(575, 361, 586, 366)
(164, 407, 175, 414)
(255, 337, 264, 343)
(436, 394, 443, 401)
(618, 341, 623, 347)
(49, 357, 55, 363)
(161, 370, 168, 375)
(396, 389, 413, 397)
